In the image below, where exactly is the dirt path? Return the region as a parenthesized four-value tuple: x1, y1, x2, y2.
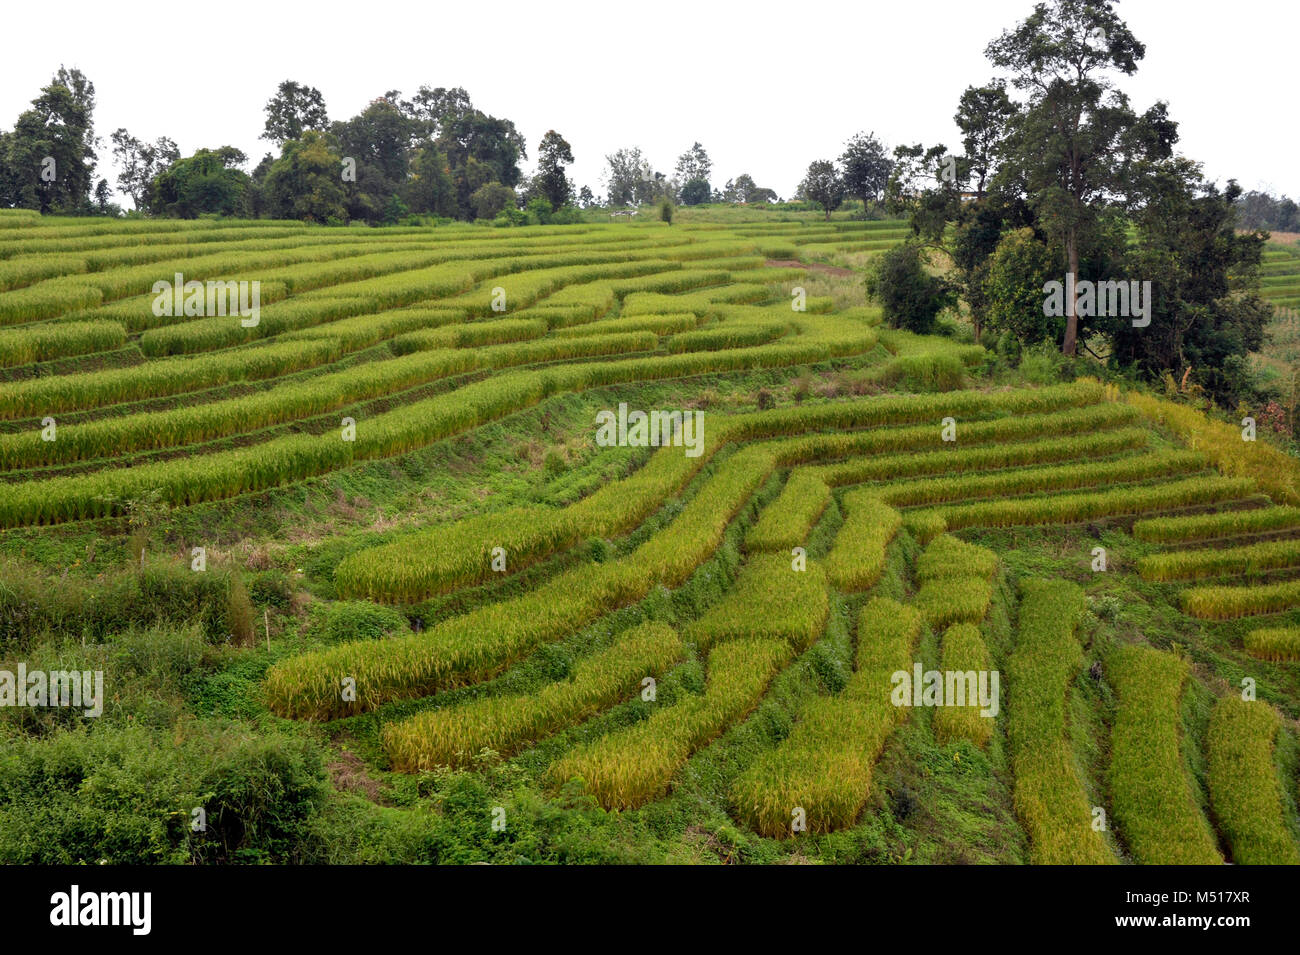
(765, 259, 856, 277)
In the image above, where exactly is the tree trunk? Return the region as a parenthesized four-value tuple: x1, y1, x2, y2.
(1063, 230, 1079, 356)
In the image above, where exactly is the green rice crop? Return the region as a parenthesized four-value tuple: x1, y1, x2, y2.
(824, 493, 901, 591)
(547, 638, 792, 809)
(1008, 580, 1114, 864)
(931, 623, 994, 747)
(1206, 696, 1300, 864)
(729, 598, 922, 837)
(1107, 644, 1222, 864)
(1243, 627, 1300, 661)
(381, 621, 684, 771)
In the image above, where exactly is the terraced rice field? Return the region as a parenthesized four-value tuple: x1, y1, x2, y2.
(4, 207, 1300, 865)
(1251, 239, 1300, 379)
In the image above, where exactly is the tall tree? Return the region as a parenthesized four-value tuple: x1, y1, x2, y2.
(332, 95, 414, 222)
(399, 86, 474, 140)
(886, 142, 964, 243)
(405, 142, 456, 218)
(1, 67, 98, 212)
(533, 130, 574, 210)
(110, 129, 179, 211)
(839, 132, 893, 210)
(1109, 161, 1271, 403)
(261, 81, 329, 146)
(262, 130, 347, 222)
(674, 142, 711, 186)
(799, 160, 845, 220)
(954, 81, 1015, 198)
(437, 109, 527, 216)
(148, 147, 250, 218)
(987, 0, 1174, 355)
(604, 147, 657, 206)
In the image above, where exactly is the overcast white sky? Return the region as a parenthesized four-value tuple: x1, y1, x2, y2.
(3, 0, 1294, 206)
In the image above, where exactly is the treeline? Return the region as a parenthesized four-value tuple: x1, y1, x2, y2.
(117, 82, 541, 225)
(0, 74, 782, 225)
(1235, 190, 1300, 233)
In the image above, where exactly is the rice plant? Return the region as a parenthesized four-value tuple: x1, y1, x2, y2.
(381, 622, 684, 771)
(1206, 696, 1300, 865)
(1133, 506, 1300, 544)
(824, 493, 901, 591)
(547, 638, 792, 810)
(1243, 627, 1300, 661)
(931, 624, 994, 748)
(1181, 579, 1300, 619)
(1139, 538, 1300, 582)
(1107, 644, 1222, 864)
(729, 598, 922, 837)
(1008, 580, 1114, 864)
(684, 553, 829, 653)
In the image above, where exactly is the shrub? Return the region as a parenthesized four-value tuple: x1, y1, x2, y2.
(864, 241, 955, 335)
(226, 573, 256, 647)
(981, 228, 1060, 346)
(318, 601, 409, 643)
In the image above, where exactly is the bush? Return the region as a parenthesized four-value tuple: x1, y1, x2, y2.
(679, 179, 711, 206)
(982, 228, 1060, 346)
(226, 573, 257, 646)
(0, 724, 327, 864)
(196, 735, 328, 864)
(470, 182, 516, 220)
(526, 197, 554, 225)
(317, 600, 410, 643)
(549, 204, 583, 225)
(1018, 341, 1077, 384)
(864, 241, 955, 334)
(996, 330, 1023, 367)
(494, 206, 529, 227)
